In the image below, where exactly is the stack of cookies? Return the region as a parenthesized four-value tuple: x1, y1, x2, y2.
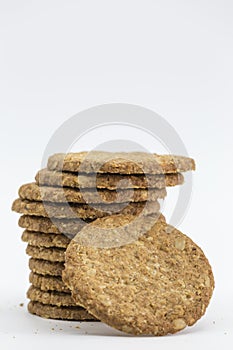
(12, 151, 212, 333)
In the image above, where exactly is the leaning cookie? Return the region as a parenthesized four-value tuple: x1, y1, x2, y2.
(28, 301, 97, 321)
(63, 214, 214, 336)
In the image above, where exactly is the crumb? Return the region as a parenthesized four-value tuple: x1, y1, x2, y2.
(76, 326, 80, 329)
(51, 328, 55, 331)
(19, 303, 24, 307)
(59, 328, 63, 331)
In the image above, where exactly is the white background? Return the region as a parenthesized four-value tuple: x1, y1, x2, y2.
(0, 0, 232, 349)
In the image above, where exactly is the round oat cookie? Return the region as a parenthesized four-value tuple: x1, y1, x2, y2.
(26, 244, 65, 262)
(27, 285, 76, 307)
(28, 301, 97, 321)
(63, 215, 214, 336)
(19, 215, 87, 235)
(29, 258, 64, 277)
(36, 169, 184, 190)
(29, 272, 70, 293)
(18, 183, 166, 204)
(13, 197, 161, 219)
(22, 230, 70, 249)
(48, 151, 195, 174)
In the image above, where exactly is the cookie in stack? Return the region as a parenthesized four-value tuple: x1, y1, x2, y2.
(12, 151, 196, 322)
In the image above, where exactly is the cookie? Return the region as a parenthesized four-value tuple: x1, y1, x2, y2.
(63, 214, 214, 336)
(29, 258, 64, 276)
(18, 183, 166, 203)
(29, 272, 69, 293)
(47, 151, 195, 174)
(18, 211, 159, 238)
(22, 231, 70, 248)
(26, 245, 65, 262)
(27, 285, 76, 307)
(28, 301, 96, 321)
(19, 215, 87, 235)
(36, 169, 184, 190)
(13, 197, 161, 219)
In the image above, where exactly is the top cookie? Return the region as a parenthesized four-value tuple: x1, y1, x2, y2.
(48, 152, 195, 174)
(63, 214, 214, 336)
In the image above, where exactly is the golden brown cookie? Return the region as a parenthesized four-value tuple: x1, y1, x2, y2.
(47, 151, 195, 174)
(28, 301, 96, 321)
(18, 207, 162, 235)
(18, 183, 166, 203)
(29, 272, 69, 293)
(36, 169, 184, 190)
(26, 245, 65, 262)
(13, 197, 161, 219)
(19, 215, 87, 235)
(27, 285, 76, 306)
(29, 258, 64, 276)
(22, 231, 70, 248)
(63, 215, 214, 336)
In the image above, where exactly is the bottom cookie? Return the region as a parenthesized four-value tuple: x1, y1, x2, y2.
(28, 301, 97, 321)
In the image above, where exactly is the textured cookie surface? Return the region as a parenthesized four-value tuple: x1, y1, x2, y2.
(29, 272, 69, 293)
(27, 285, 76, 307)
(18, 183, 166, 204)
(63, 215, 214, 336)
(29, 258, 64, 276)
(19, 215, 87, 235)
(48, 151, 195, 174)
(26, 245, 65, 262)
(13, 197, 160, 219)
(18, 210, 161, 235)
(22, 231, 70, 248)
(28, 301, 96, 321)
(36, 169, 184, 189)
